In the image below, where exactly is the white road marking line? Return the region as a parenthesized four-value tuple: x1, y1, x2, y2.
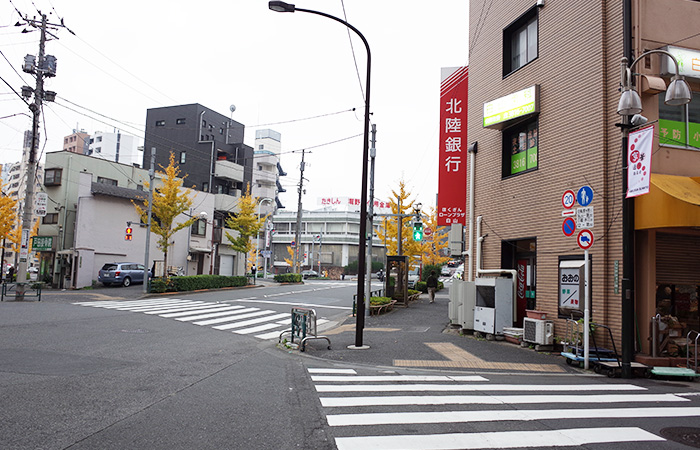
(160, 305, 245, 318)
(141, 303, 224, 314)
(233, 323, 284, 335)
(235, 299, 352, 310)
(334, 427, 664, 450)
(172, 306, 249, 321)
(311, 375, 488, 382)
(255, 330, 288, 340)
(326, 406, 700, 426)
(320, 393, 689, 408)
(308, 368, 357, 374)
(315, 383, 647, 393)
(192, 309, 265, 326)
(213, 313, 290, 330)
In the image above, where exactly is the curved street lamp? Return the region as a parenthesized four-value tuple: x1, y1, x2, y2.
(616, 49, 691, 378)
(269, 1, 372, 349)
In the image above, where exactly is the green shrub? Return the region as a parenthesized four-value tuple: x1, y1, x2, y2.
(274, 273, 302, 283)
(408, 289, 420, 296)
(150, 278, 169, 293)
(171, 275, 248, 292)
(370, 296, 392, 306)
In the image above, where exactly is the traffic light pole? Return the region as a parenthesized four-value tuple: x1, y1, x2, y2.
(143, 148, 155, 293)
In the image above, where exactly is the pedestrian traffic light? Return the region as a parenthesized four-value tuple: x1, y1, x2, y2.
(125, 226, 133, 241)
(413, 221, 423, 242)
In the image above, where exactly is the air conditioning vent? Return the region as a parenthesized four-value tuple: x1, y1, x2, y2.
(523, 318, 554, 345)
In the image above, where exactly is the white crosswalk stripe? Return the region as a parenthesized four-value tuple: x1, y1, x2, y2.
(72, 298, 298, 340)
(307, 367, 699, 450)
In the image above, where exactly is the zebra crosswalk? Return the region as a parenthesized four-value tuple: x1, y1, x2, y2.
(73, 298, 328, 340)
(306, 367, 700, 450)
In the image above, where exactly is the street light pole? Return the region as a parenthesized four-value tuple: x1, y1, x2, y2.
(255, 197, 273, 273)
(616, 41, 691, 377)
(269, 1, 372, 349)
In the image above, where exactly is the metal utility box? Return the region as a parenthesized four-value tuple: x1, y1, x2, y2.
(558, 260, 587, 319)
(473, 277, 513, 335)
(449, 279, 476, 330)
(523, 318, 554, 345)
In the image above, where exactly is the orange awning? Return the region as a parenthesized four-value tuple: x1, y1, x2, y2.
(635, 174, 700, 229)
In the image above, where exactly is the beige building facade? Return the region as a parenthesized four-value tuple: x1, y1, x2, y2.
(467, 0, 700, 358)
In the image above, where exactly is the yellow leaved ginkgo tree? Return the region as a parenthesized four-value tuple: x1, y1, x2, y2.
(133, 152, 197, 271)
(421, 206, 451, 266)
(376, 180, 425, 268)
(224, 184, 266, 270)
(0, 181, 18, 244)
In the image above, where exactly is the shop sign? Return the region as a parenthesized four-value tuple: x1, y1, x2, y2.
(662, 46, 700, 81)
(483, 85, 539, 128)
(32, 236, 53, 251)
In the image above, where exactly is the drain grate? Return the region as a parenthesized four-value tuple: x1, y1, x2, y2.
(660, 427, 700, 448)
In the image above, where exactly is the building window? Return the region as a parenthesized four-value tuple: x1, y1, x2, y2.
(176, 118, 186, 125)
(94, 147, 101, 153)
(503, 8, 538, 77)
(96, 136, 102, 142)
(137, 184, 144, 191)
(42, 213, 58, 224)
(180, 151, 186, 164)
(219, 128, 223, 134)
(202, 182, 209, 192)
(503, 119, 538, 177)
(202, 119, 207, 127)
(659, 92, 700, 149)
(44, 168, 62, 186)
(191, 219, 207, 236)
(155, 120, 166, 127)
(64, 137, 68, 144)
(97, 176, 118, 186)
(259, 144, 264, 150)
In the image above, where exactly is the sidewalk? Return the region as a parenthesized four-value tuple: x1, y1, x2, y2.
(301, 287, 579, 375)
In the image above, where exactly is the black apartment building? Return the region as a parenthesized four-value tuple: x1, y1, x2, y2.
(143, 104, 253, 196)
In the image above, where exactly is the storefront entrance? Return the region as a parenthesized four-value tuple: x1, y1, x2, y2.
(502, 238, 537, 327)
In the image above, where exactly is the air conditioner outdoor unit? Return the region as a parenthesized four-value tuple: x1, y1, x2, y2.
(523, 318, 554, 345)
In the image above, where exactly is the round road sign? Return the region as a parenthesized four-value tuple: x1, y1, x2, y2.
(424, 227, 433, 237)
(562, 190, 576, 209)
(562, 217, 576, 237)
(577, 186, 594, 207)
(577, 229, 594, 250)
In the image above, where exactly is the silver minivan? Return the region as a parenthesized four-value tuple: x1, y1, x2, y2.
(98, 262, 149, 287)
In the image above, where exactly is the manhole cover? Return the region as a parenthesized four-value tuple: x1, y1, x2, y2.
(660, 427, 700, 448)
(121, 329, 150, 334)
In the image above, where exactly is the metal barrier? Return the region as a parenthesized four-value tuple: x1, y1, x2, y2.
(279, 307, 331, 352)
(1, 282, 43, 301)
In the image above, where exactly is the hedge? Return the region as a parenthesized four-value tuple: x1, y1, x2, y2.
(415, 281, 444, 293)
(274, 273, 303, 283)
(150, 275, 249, 293)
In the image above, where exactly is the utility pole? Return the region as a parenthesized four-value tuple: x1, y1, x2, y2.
(365, 124, 377, 316)
(293, 150, 306, 273)
(143, 148, 155, 293)
(15, 13, 59, 299)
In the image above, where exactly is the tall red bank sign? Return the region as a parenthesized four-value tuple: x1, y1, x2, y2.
(438, 66, 468, 226)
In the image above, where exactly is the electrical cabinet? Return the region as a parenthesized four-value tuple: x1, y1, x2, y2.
(473, 277, 513, 335)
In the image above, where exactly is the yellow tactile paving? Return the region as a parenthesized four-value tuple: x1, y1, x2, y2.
(394, 342, 565, 373)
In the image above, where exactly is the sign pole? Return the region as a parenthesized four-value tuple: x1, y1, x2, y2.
(583, 248, 590, 369)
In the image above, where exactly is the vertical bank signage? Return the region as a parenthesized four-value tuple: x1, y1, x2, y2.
(438, 66, 468, 226)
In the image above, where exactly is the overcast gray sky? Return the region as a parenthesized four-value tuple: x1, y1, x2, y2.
(1, 0, 469, 210)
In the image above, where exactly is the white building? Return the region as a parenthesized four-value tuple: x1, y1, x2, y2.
(88, 130, 143, 167)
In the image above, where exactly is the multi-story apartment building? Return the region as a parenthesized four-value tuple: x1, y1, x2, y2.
(466, 0, 700, 362)
(143, 104, 254, 275)
(252, 128, 286, 212)
(87, 130, 143, 167)
(63, 129, 90, 154)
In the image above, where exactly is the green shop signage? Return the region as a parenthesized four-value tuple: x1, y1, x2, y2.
(483, 85, 539, 128)
(32, 236, 53, 251)
(659, 119, 700, 149)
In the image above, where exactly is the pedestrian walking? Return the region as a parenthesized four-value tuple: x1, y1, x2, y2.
(427, 270, 438, 303)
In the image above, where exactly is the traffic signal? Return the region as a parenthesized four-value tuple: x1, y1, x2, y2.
(413, 221, 424, 242)
(125, 226, 133, 241)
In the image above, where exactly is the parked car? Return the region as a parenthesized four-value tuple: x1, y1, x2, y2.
(301, 269, 319, 279)
(407, 267, 420, 288)
(441, 266, 451, 276)
(98, 262, 150, 287)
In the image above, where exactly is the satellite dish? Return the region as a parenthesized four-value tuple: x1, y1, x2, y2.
(229, 105, 236, 113)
